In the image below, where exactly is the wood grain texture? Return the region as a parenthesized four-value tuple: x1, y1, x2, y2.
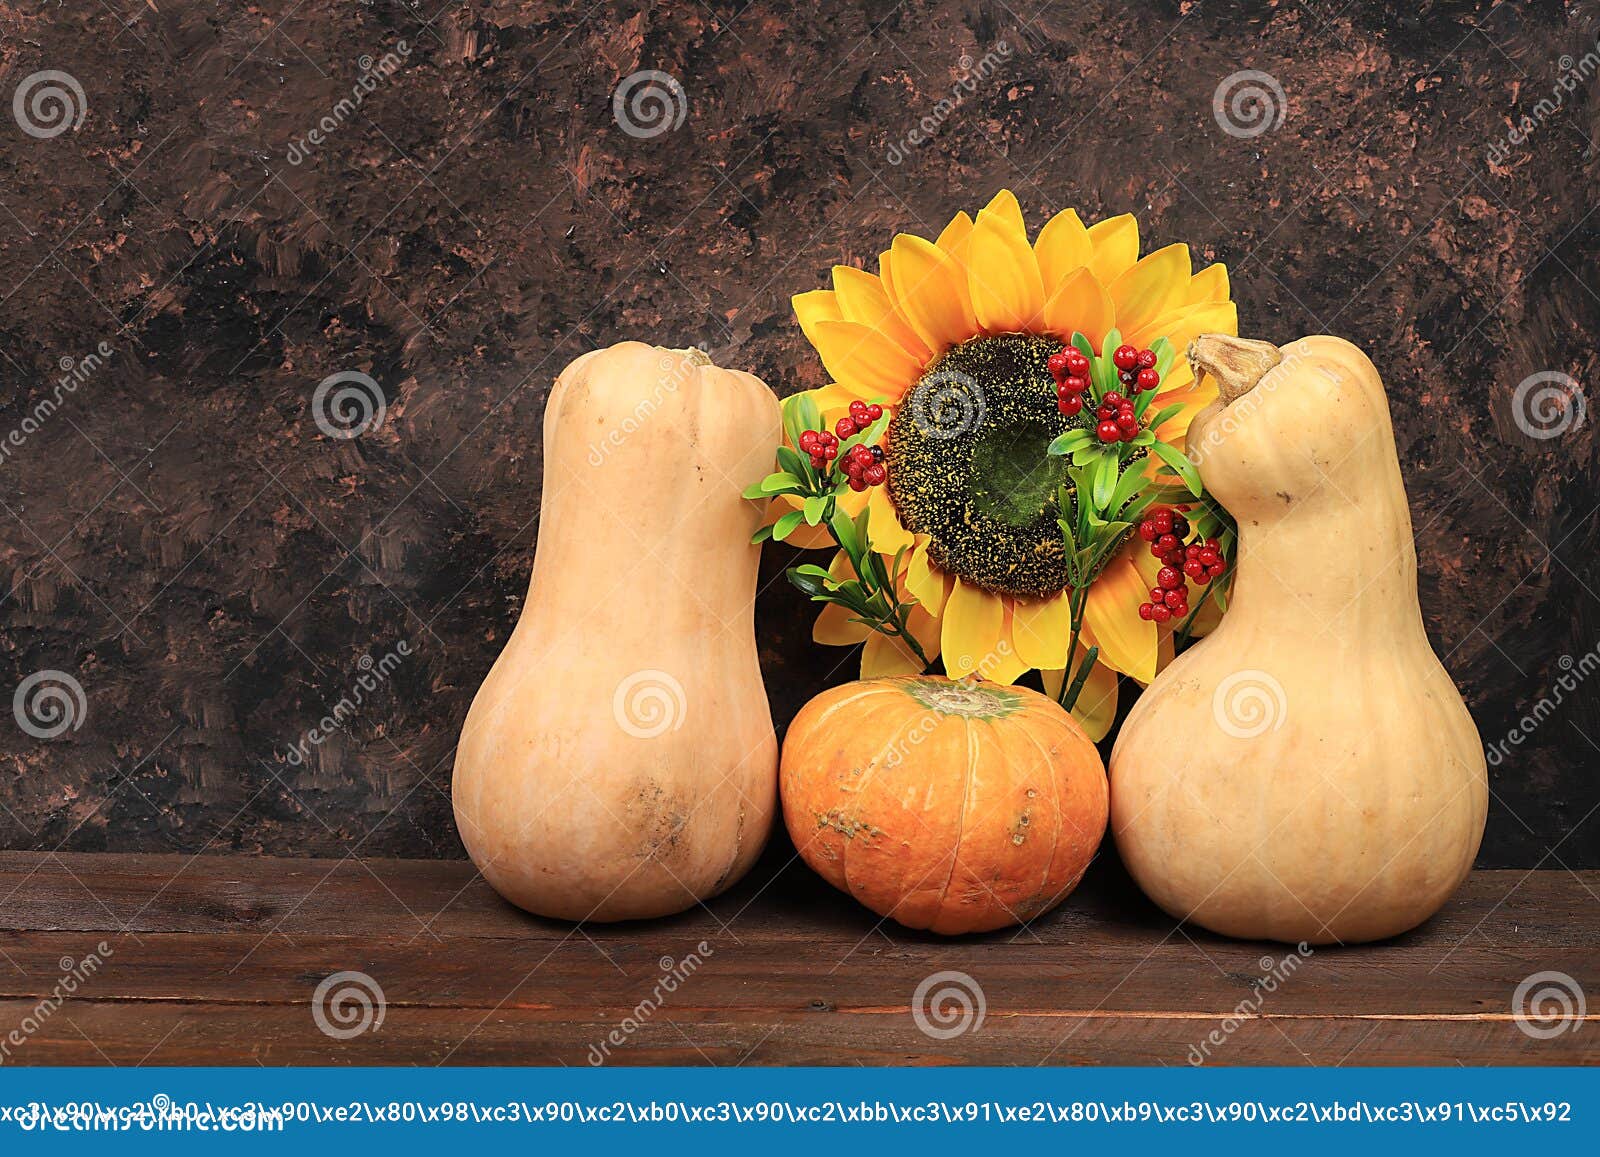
(0, 1, 1596, 865)
(0, 853, 1594, 1065)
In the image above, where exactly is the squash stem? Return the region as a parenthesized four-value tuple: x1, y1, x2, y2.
(1187, 333, 1281, 403)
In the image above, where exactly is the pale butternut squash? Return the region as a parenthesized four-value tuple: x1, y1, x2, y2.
(1110, 333, 1487, 944)
(452, 341, 782, 922)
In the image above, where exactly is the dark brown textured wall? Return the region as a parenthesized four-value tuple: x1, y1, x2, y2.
(0, 1, 1595, 866)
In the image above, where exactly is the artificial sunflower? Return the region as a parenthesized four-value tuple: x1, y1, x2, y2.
(770, 190, 1237, 739)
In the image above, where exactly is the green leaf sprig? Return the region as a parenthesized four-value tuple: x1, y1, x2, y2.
(744, 395, 930, 670)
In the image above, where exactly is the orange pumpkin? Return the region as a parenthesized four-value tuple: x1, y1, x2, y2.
(780, 676, 1108, 934)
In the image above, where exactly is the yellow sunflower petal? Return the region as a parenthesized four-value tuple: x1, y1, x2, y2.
(807, 318, 922, 402)
(987, 606, 1031, 684)
(862, 630, 926, 678)
(867, 486, 914, 553)
(793, 290, 842, 350)
(1126, 300, 1239, 360)
(1186, 262, 1231, 304)
(1040, 266, 1115, 347)
(904, 602, 942, 662)
(1083, 555, 1157, 684)
(1086, 213, 1139, 285)
(904, 540, 951, 616)
(1108, 243, 1191, 335)
(1034, 208, 1093, 292)
(814, 600, 871, 646)
(1149, 387, 1213, 446)
(831, 265, 930, 361)
(1009, 590, 1072, 671)
(802, 383, 868, 421)
(940, 578, 1006, 680)
(968, 195, 1046, 334)
(936, 211, 974, 264)
(886, 232, 979, 354)
(1041, 646, 1119, 742)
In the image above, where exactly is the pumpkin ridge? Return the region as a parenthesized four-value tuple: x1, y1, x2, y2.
(925, 715, 981, 932)
(839, 701, 945, 917)
(1014, 719, 1068, 902)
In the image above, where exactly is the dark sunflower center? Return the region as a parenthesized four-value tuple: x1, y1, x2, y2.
(884, 334, 1075, 599)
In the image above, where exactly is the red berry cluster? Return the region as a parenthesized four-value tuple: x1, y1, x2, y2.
(797, 399, 888, 492)
(1112, 343, 1162, 393)
(1094, 391, 1140, 444)
(1047, 346, 1093, 417)
(1135, 508, 1226, 623)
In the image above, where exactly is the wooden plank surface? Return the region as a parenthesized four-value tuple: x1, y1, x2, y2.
(0, 851, 1594, 1066)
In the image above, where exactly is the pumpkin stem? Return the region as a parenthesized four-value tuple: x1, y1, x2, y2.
(1187, 334, 1281, 403)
